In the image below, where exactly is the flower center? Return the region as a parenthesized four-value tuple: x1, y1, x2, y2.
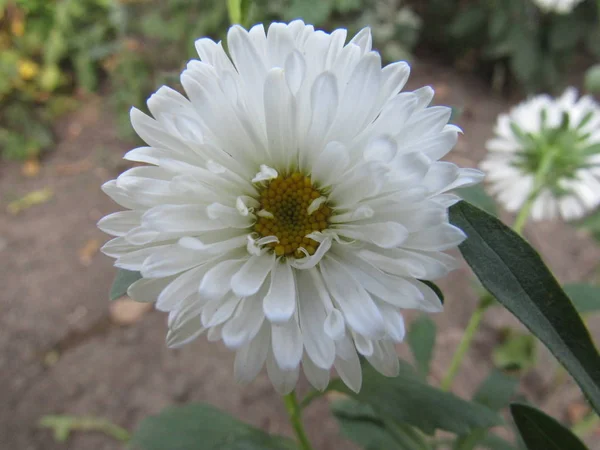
(254, 172, 331, 258)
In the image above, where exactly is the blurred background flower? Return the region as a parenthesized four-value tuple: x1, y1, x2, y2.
(482, 88, 600, 221)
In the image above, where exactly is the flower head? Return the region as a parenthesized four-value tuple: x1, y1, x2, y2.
(482, 88, 600, 221)
(99, 21, 482, 394)
(532, 0, 585, 14)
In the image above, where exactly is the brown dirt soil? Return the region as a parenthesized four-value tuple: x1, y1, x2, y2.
(1, 59, 599, 450)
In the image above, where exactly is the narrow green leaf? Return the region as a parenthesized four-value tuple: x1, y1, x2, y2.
(109, 269, 142, 301)
(329, 361, 502, 435)
(130, 404, 297, 450)
(510, 404, 588, 450)
(407, 315, 437, 378)
(563, 283, 600, 314)
(449, 201, 600, 414)
(456, 185, 498, 217)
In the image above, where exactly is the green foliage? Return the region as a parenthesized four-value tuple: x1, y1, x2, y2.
(252, 0, 421, 63)
(0, 0, 123, 159)
(449, 201, 600, 414)
(452, 370, 520, 450)
(109, 268, 142, 301)
(510, 404, 588, 450)
(584, 64, 600, 93)
(330, 361, 502, 436)
(425, 0, 598, 93)
(332, 398, 430, 449)
(407, 315, 437, 378)
(130, 403, 297, 450)
(493, 332, 537, 372)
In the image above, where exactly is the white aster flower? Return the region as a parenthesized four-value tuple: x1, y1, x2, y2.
(532, 0, 585, 14)
(99, 21, 482, 394)
(482, 88, 600, 222)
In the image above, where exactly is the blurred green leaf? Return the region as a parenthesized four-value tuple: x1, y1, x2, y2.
(131, 403, 297, 450)
(584, 64, 600, 94)
(563, 283, 600, 315)
(549, 15, 585, 52)
(407, 315, 436, 378)
(510, 404, 588, 450)
(473, 370, 519, 410)
(453, 369, 519, 449)
(449, 201, 600, 414)
(449, 5, 487, 39)
(493, 332, 537, 372)
(332, 399, 428, 450)
(285, 0, 333, 25)
(456, 185, 498, 217)
(330, 361, 502, 436)
(481, 434, 519, 450)
(110, 269, 142, 301)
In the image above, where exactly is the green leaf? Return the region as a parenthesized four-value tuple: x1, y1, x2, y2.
(473, 370, 519, 411)
(549, 15, 584, 52)
(480, 434, 518, 450)
(449, 5, 487, 39)
(407, 315, 436, 378)
(110, 269, 142, 301)
(284, 0, 333, 25)
(330, 361, 502, 435)
(449, 201, 600, 414)
(332, 399, 430, 450)
(493, 332, 537, 372)
(585, 64, 600, 93)
(456, 185, 498, 217)
(452, 370, 519, 450)
(130, 403, 297, 450)
(563, 283, 600, 315)
(510, 404, 588, 450)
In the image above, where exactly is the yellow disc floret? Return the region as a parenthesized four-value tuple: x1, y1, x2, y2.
(254, 172, 331, 258)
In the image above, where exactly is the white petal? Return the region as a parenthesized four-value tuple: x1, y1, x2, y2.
(98, 211, 142, 237)
(267, 353, 299, 394)
(271, 317, 303, 370)
(320, 257, 385, 339)
(199, 258, 246, 300)
(127, 276, 173, 303)
(263, 261, 296, 323)
(231, 254, 275, 297)
(234, 322, 270, 384)
(221, 295, 265, 349)
(302, 354, 331, 391)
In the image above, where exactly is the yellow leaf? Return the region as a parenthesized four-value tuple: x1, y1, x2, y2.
(7, 188, 53, 215)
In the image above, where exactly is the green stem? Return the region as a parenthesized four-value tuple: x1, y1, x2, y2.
(440, 300, 490, 391)
(283, 391, 314, 450)
(512, 148, 558, 235)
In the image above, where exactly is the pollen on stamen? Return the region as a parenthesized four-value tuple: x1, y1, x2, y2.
(254, 172, 332, 258)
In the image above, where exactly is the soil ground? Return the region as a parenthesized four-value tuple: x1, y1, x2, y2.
(1, 58, 600, 450)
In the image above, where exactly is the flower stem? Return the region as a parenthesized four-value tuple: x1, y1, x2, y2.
(283, 391, 314, 450)
(512, 147, 558, 235)
(440, 298, 491, 391)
